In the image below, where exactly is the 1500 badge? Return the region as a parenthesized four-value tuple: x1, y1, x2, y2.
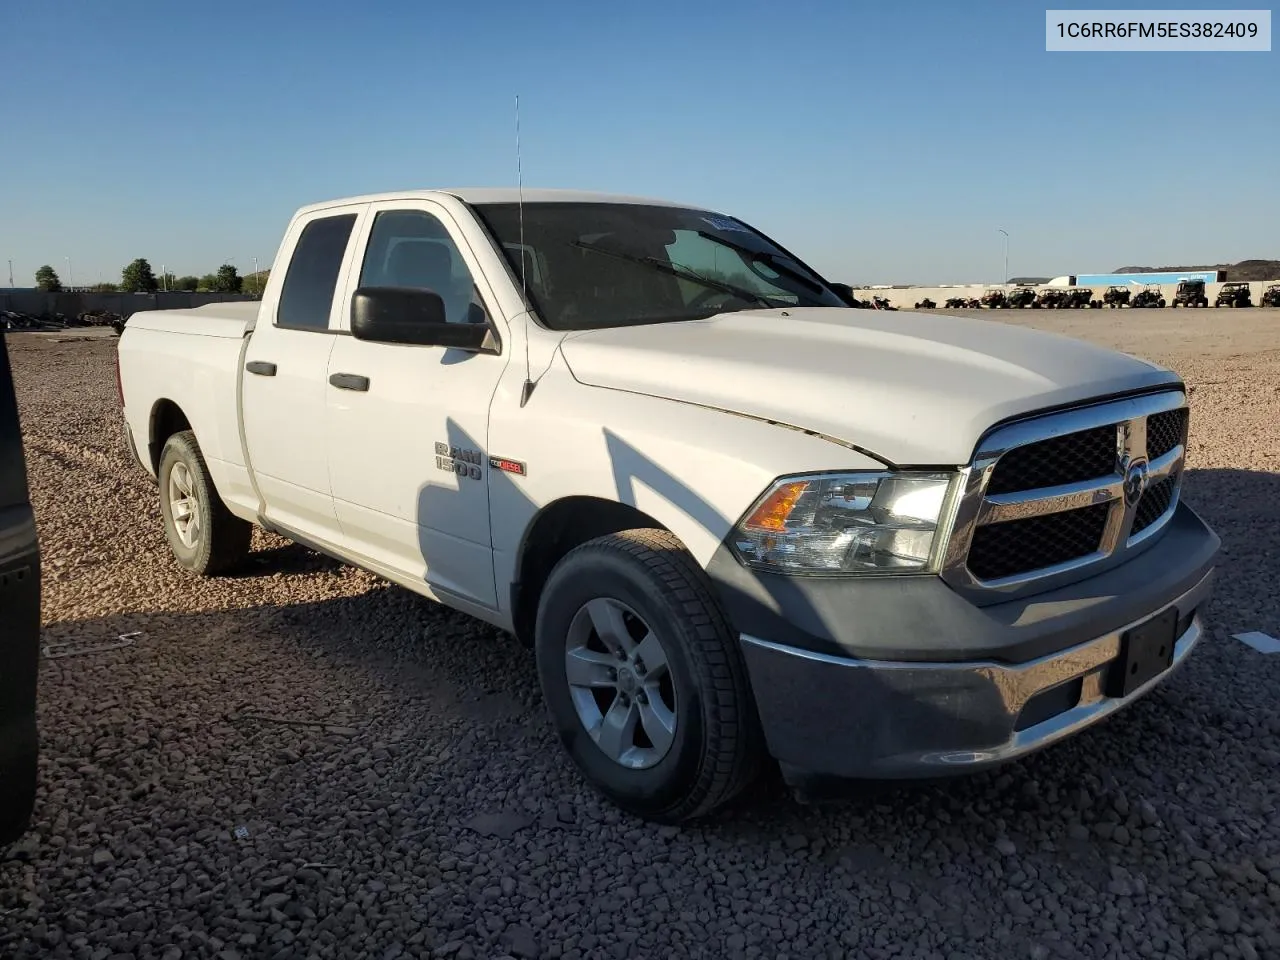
(435, 442, 482, 480)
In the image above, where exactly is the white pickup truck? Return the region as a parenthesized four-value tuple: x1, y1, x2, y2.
(117, 189, 1220, 822)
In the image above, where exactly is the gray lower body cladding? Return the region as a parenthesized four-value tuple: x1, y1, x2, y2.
(704, 502, 1219, 780)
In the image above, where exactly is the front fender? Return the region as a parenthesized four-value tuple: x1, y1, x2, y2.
(486, 362, 885, 613)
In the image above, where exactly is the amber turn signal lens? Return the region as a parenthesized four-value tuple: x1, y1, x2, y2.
(743, 480, 809, 531)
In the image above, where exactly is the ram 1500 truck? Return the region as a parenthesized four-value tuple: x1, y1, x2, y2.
(1, 330, 41, 845)
(116, 189, 1220, 823)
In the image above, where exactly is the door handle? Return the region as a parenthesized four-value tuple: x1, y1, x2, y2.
(329, 373, 370, 392)
(245, 361, 277, 376)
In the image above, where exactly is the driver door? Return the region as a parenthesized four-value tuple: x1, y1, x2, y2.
(324, 200, 511, 609)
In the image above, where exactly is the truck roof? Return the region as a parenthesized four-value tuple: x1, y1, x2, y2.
(295, 188, 707, 216)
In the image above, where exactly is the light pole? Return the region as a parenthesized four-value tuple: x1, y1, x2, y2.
(65, 256, 73, 291)
(997, 229, 1009, 286)
(7, 260, 12, 288)
(252, 257, 259, 295)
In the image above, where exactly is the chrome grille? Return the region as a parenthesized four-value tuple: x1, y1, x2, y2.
(1146, 408, 1189, 461)
(985, 425, 1117, 495)
(940, 390, 1189, 599)
(1131, 474, 1178, 535)
(967, 503, 1110, 581)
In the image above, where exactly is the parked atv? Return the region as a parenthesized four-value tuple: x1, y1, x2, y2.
(913, 297, 937, 309)
(1103, 285, 1131, 308)
(1034, 288, 1068, 309)
(1261, 284, 1280, 308)
(1172, 279, 1209, 308)
(870, 295, 897, 311)
(1214, 282, 1252, 308)
(944, 297, 970, 309)
(980, 290, 1008, 309)
(1006, 287, 1036, 308)
(1131, 285, 1167, 308)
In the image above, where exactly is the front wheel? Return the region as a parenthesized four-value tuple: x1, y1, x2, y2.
(534, 529, 763, 823)
(158, 430, 252, 575)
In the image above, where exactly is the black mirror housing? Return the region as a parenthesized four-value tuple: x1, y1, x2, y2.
(350, 287, 494, 351)
(828, 282, 859, 307)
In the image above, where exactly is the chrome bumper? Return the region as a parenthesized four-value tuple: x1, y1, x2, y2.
(739, 567, 1213, 780)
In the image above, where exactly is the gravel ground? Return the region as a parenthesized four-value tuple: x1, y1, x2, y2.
(2, 312, 1279, 960)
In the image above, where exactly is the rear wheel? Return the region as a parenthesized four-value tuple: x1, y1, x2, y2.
(158, 430, 251, 575)
(534, 529, 763, 823)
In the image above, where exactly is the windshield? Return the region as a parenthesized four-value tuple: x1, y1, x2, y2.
(470, 201, 846, 330)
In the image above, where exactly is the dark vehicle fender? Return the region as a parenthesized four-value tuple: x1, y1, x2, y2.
(0, 332, 41, 845)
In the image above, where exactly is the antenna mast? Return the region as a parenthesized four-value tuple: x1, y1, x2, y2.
(517, 94, 535, 407)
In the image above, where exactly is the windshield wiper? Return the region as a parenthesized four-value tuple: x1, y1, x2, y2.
(694, 230, 825, 293)
(569, 240, 774, 309)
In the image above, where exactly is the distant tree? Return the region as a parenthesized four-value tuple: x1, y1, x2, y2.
(175, 275, 200, 292)
(159, 272, 177, 291)
(243, 270, 269, 297)
(35, 265, 63, 292)
(197, 273, 218, 292)
(211, 263, 242, 293)
(121, 258, 159, 293)
(90, 282, 120, 292)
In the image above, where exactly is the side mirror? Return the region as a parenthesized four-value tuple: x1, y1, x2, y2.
(828, 282, 859, 307)
(350, 287, 495, 351)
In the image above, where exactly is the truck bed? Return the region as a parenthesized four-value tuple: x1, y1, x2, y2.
(117, 303, 258, 508)
(124, 301, 259, 339)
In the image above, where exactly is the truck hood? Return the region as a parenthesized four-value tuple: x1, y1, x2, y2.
(557, 307, 1180, 466)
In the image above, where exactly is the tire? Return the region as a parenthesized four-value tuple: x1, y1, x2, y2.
(534, 528, 763, 823)
(157, 430, 251, 575)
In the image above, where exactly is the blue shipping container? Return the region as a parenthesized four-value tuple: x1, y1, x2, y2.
(1074, 271, 1221, 286)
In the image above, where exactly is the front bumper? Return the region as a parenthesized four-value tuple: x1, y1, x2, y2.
(740, 568, 1210, 780)
(707, 502, 1220, 781)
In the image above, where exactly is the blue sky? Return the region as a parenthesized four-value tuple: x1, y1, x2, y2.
(2, 0, 1275, 287)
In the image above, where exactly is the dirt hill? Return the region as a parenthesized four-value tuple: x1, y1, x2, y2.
(1113, 259, 1280, 281)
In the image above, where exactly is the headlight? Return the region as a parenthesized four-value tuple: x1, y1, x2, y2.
(731, 471, 958, 576)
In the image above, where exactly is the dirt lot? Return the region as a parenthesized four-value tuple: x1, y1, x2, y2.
(2, 310, 1279, 960)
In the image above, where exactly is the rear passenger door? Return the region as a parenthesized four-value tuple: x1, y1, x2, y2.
(241, 206, 366, 547)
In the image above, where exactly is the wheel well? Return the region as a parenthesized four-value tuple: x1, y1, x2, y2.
(511, 497, 667, 646)
(148, 399, 191, 473)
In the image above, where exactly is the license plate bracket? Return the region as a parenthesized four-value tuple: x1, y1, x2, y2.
(1107, 607, 1179, 698)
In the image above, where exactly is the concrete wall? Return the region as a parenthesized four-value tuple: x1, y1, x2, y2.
(852, 279, 1280, 310)
(0, 290, 257, 320)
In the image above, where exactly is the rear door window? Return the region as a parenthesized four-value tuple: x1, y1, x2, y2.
(276, 213, 358, 330)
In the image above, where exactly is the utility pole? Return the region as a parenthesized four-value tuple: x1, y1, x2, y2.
(65, 256, 74, 291)
(997, 229, 1009, 285)
(7, 259, 12, 288)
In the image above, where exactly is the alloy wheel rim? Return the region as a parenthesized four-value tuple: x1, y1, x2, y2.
(168, 460, 201, 549)
(564, 597, 678, 770)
